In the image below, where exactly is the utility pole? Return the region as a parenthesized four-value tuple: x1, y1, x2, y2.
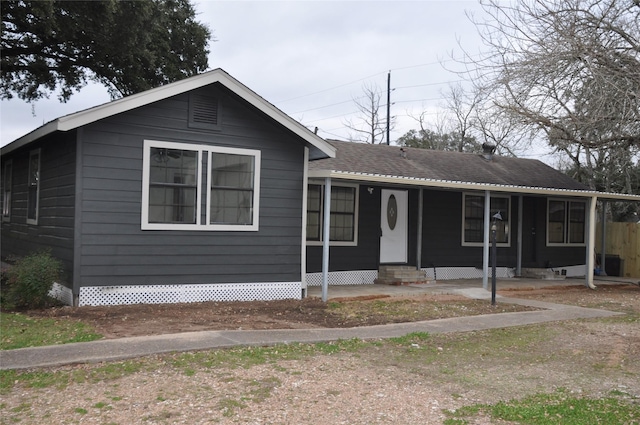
(386, 71, 391, 145)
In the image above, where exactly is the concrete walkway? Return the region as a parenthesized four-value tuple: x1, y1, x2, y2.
(1, 281, 626, 371)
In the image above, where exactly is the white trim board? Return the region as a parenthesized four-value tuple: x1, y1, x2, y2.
(2, 69, 336, 160)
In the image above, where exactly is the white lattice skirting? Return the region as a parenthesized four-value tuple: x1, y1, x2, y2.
(422, 266, 515, 280)
(78, 282, 302, 306)
(306, 270, 379, 286)
(306, 266, 525, 286)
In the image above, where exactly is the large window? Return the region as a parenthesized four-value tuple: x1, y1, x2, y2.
(462, 193, 510, 246)
(210, 153, 255, 225)
(27, 150, 40, 224)
(306, 183, 358, 245)
(547, 199, 586, 245)
(2, 160, 11, 221)
(142, 140, 260, 231)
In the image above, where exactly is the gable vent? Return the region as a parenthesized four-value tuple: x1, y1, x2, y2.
(189, 94, 220, 129)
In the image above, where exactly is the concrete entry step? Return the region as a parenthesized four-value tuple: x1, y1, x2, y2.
(520, 268, 567, 280)
(375, 265, 434, 286)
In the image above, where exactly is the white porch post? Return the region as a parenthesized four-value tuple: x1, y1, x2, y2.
(585, 195, 597, 289)
(321, 177, 332, 302)
(600, 200, 608, 275)
(417, 188, 424, 270)
(516, 195, 523, 276)
(483, 190, 491, 290)
(300, 147, 309, 297)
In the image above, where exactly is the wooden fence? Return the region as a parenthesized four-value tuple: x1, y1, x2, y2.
(596, 222, 640, 278)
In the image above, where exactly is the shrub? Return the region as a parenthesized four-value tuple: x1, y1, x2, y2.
(5, 251, 62, 309)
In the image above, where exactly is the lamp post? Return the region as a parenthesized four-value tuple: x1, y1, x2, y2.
(491, 211, 502, 306)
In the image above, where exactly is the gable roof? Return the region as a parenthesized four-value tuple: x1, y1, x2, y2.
(309, 140, 639, 201)
(1, 68, 336, 159)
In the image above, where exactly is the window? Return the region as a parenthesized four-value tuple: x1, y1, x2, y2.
(306, 183, 358, 245)
(142, 140, 260, 231)
(210, 153, 255, 225)
(462, 193, 510, 246)
(306, 185, 322, 241)
(2, 160, 11, 221)
(547, 199, 586, 245)
(27, 150, 40, 224)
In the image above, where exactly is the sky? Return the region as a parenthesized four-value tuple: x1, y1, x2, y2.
(1, 1, 498, 151)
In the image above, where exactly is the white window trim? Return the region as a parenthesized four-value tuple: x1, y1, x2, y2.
(306, 180, 359, 247)
(141, 139, 260, 231)
(546, 198, 587, 247)
(26, 149, 40, 225)
(461, 192, 511, 247)
(2, 159, 12, 222)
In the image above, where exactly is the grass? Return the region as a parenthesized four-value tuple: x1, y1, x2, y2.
(0, 312, 102, 350)
(2, 320, 638, 424)
(444, 388, 640, 425)
(0, 338, 375, 394)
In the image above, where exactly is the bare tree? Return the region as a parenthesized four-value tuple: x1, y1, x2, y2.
(465, 0, 640, 153)
(403, 82, 528, 156)
(398, 105, 481, 152)
(443, 83, 482, 152)
(471, 95, 534, 158)
(344, 83, 394, 144)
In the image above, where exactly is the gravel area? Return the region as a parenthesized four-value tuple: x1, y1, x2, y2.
(2, 283, 639, 424)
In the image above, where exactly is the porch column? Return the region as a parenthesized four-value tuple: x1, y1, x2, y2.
(301, 147, 309, 296)
(516, 195, 523, 276)
(483, 190, 491, 290)
(585, 195, 597, 289)
(416, 188, 424, 270)
(321, 177, 332, 302)
(600, 200, 608, 276)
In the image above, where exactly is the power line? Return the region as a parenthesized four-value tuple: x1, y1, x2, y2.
(394, 80, 462, 90)
(275, 71, 387, 103)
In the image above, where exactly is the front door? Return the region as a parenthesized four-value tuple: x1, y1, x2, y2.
(380, 189, 408, 263)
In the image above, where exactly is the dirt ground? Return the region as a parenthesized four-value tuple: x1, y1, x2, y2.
(28, 283, 640, 339)
(4, 283, 639, 424)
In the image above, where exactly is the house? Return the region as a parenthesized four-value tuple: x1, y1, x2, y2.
(2, 70, 637, 306)
(304, 140, 639, 298)
(1, 69, 335, 306)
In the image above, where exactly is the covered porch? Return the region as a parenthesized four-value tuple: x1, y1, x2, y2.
(306, 275, 640, 301)
(306, 141, 640, 302)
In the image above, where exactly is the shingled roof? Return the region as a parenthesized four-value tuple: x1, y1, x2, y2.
(308, 140, 590, 191)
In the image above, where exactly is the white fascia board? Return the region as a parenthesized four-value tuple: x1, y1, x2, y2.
(308, 170, 640, 201)
(1, 121, 59, 155)
(2, 69, 336, 159)
(213, 73, 336, 159)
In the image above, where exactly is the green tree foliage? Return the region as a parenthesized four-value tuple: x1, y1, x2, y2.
(397, 128, 481, 153)
(1, 0, 211, 102)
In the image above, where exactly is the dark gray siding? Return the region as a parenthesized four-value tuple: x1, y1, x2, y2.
(0, 134, 77, 285)
(306, 184, 380, 273)
(421, 190, 515, 268)
(520, 196, 585, 268)
(307, 187, 586, 273)
(76, 83, 305, 287)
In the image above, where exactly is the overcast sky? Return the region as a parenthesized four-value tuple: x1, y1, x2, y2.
(1, 0, 489, 148)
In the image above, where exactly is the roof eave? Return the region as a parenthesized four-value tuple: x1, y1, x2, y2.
(2, 69, 336, 159)
(308, 170, 640, 200)
(1, 121, 60, 156)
